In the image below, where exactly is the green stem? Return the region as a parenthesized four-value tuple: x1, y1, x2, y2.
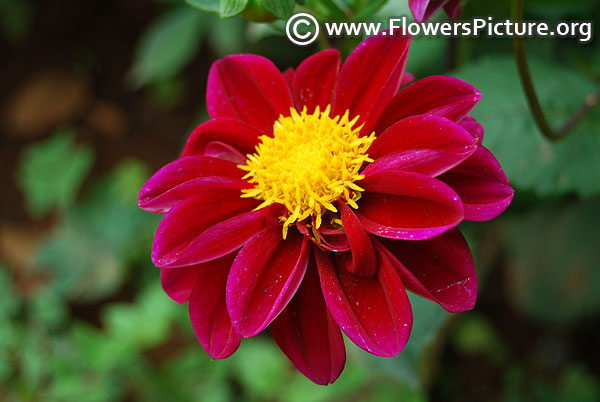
(511, 0, 600, 141)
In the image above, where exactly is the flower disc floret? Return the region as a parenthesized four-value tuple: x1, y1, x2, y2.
(239, 105, 376, 238)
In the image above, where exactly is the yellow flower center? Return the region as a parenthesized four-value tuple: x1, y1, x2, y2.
(239, 105, 376, 239)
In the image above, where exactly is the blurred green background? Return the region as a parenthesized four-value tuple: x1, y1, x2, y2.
(1, 0, 599, 401)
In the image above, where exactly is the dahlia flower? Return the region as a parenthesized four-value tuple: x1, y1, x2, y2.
(409, 0, 463, 22)
(138, 33, 513, 385)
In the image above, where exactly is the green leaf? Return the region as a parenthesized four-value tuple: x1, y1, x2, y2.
(15, 128, 94, 218)
(505, 199, 600, 324)
(219, 0, 248, 17)
(35, 224, 123, 301)
(128, 6, 208, 87)
(103, 283, 178, 350)
(353, 0, 387, 20)
(186, 0, 220, 13)
(233, 337, 288, 399)
(454, 56, 600, 198)
(34, 159, 158, 301)
(207, 16, 246, 56)
(28, 288, 68, 330)
(0, 265, 19, 382)
(262, 0, 295, 19)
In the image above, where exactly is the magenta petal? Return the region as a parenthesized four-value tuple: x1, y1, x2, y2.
(189, 252, 241, 359)
(315, 248, 412, 357)
(400, 72, 415, 87)
(368, 115, 476, 161)
(282, 67, 295, 90)
(203, 141, 247, 164)
(334, 34, 411, 136)
(440, 145, 514, 221)
(181, 118, 265, 158)
(376, 229, 477, 312)
(358, 171, 464, 240)
(207, 55, 293, 133)
(161, 266, 203, 304)
(270, 257, 346, 385)
(362, 148, 474, 178)
(152, 193, 261, 268)
(140, 176, 249, 215)
(409, 0, 447, 22)
(459, 115, 484, 143)
(409, 0, 431, 22)
(375, 76, 481, 133)
(443, 0, 462, 19)
(338, 202, 377, 277)
(226, 227, 310, 337)
(138, 156, 245, 213)
(298, 220, 350, 253)
(292, 49, 341, 113)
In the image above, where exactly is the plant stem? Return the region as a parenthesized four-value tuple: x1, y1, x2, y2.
(511, 0, 600, 141)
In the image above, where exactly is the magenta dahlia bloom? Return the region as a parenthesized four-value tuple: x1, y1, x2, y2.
(138, 33, 513, 385)
(409, 0, 463, 22)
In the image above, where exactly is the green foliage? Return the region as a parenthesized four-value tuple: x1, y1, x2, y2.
(15, 128, 95, 218)
(0, 266, 19, 382)
(505, 365, 600, 402)
(261, 0, 295, 19)
(128, 6, 208, 87)
(34, 159, 159, 302)
(207, 16, 246, 55)
(186, 0, 220, 13)
(454, 57, 600, 198)
(505, 199, 600, 324)
(220, 0, 248, 17)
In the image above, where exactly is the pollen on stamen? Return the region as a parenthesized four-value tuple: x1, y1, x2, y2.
(238, 105, 376, 239)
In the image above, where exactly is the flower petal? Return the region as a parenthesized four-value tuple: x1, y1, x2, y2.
(443, 0, 463, 19)
(439, 145, 514, 221)
(368, 115, 476, 161)
(376, 228, 477, 313)
(226, 227, 310, 337)
(161, 266, 203, 304)
(140, 176, 249, 215)
(400, 72, 415, 87)
(409, 0, 436, 22)
(338, 202, 377, 277)
(282, 67, 295, 89)
(459, 115, 484, 143)
(138, 156, 246, 213)
(315, 248, 412, 357)
(181, 118, 265, 158)
(362, 148, 474, 178)
(152, 193, 261, 268)
(207, 55, 293, 133)
(358, 171, 464, 240)
(292, 49, 341, 113)
(409, 0, 461, 22)
(203, 141, 247, 164)
(334, 34, 411, 136)
(375, 76, 481, 132)
(298, 220, 350, 253)
(189, 252, 241, 359)
(270, 257, 346, 385)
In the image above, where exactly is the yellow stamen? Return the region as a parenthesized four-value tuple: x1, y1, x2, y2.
(239, 105, 376, 238)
